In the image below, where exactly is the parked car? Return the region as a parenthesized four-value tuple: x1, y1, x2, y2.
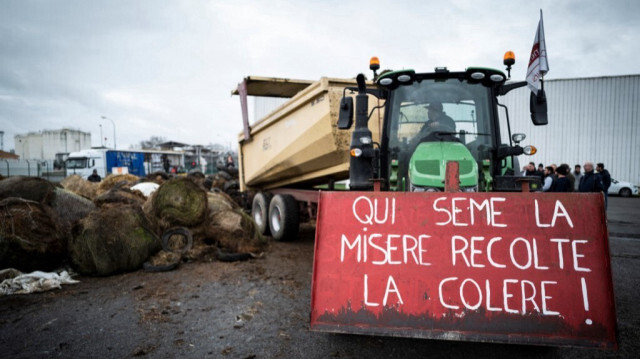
(608, 178, 638, 197)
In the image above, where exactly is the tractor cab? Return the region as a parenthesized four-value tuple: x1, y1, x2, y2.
(339, 56, 547, 192)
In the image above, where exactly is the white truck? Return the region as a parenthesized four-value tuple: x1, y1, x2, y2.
(65, 148, 146, 179)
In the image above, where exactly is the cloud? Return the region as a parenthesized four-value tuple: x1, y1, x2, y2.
(1, 0, 639, 153)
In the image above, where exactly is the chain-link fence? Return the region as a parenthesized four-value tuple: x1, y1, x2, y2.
(0, 159, 65, 182)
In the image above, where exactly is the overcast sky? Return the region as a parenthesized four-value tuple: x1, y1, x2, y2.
(1, 0, 639, 152)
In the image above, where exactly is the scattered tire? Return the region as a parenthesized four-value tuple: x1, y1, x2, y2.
(217, 171, 232, 181)
(619, 188, 632, 198)
(268, 194, 299, 242)
(223, 180, 239, 192)
(252, 192, 273, 236)
(161, 227, 193, 255)
(225, 166, 239, 176)
(143, 257, 180, 272)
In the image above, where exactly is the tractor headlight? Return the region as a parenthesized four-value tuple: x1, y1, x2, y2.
(462, 185, 478, 192)
(410, 183, 441, 192)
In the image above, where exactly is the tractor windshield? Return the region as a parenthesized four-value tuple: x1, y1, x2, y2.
(385, 78, 494, 176)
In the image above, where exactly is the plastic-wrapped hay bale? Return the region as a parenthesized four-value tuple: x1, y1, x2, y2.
(94, 187, 146, 207)
(0, 176, 56, 204)
(69, 203, 161, 276)
(148, 177, 207, 229)
(60, 175, 98, 200)
(96, 174, 140, 196)
(51, 188, 96, 236)
(0, 198, 67, 272)
(131, 182, 160, 198)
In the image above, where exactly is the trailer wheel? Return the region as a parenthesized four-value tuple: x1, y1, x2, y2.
(252, 192, 273, 235)
(268, 194, 299, 242)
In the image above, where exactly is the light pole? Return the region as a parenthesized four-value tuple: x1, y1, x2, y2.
(101, 116, 116, 149)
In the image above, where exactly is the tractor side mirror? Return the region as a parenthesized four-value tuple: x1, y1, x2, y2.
(530, 89, 548, 126)
(337, 96, 354, 129)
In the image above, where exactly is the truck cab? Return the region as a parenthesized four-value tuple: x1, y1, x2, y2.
(65, 149, 107, 179)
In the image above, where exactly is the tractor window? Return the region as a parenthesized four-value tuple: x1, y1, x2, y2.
(384, 78, 494, 183)
(386, 79, 493, 163)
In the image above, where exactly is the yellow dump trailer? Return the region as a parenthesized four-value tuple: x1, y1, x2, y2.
(234, 76, 382, 191)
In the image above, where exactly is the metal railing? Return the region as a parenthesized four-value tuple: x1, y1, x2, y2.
(0, 159, 65, 182)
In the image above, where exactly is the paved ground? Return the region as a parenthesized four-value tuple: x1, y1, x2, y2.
(0, 197, 637, 358)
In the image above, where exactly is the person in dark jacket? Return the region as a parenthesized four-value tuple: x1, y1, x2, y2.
(578, 162, 603, 193)
(552, 165, 571, 192)
(596, 163, 612, 209)
(87, 169, 101, 183)
(560, 164, 575, 192)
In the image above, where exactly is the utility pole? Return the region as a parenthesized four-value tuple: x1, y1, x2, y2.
(101, 116, 117, 149)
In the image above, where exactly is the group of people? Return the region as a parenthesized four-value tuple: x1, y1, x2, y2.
(521, 161, 612, 207)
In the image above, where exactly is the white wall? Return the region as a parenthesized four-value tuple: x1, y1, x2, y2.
(14, 129, 92, 162)
(499, 75, 640, 184)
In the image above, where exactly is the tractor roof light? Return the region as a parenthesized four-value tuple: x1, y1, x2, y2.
(503, 51, 515, 66)
(379, 78, 393, 86)
(470, 72, 485, 80)
(397, 74, 412, 83)
(369, 57, 380, 71)
(490, 74, 505, 82)
(503, 51, 515, 78)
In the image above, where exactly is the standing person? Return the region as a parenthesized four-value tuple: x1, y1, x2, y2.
(523, 162, 537, 176)
(573, 164, 583, 192)
(578, 162, 603, 193)
(552, 165, 571, 192)
(542, 166, 555, 192)
(560, 164, 575, 192)
(88, 169, 101, 183)
(225, 154, 235, 168)
(531, 162, 544, 181)
(597, 163, 612, 209)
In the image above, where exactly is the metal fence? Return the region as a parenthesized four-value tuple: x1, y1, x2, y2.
(0, 159, 65, 182)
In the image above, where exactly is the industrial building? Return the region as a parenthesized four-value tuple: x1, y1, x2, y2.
(502, 74, 639, 184)
(14, 128, 91, 163)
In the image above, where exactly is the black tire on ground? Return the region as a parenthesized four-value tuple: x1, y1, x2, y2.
(268, 194, 299, 242)
(161, 227, 193, 254)
(252, 192, 273, 235)
(223, 180, 239, 192)
(619, 188, 632, 198)
(217, 170, 232, 180)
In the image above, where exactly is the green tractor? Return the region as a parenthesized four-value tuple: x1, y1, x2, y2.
(338, 54, 548, 192)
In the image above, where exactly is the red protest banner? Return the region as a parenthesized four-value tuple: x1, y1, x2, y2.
(310, 192, 616, 348)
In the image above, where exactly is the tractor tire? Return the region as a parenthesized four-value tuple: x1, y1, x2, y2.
(268, 194, 299, 242)
(252, 192, 273, 235)
(619, 188, 632, 198)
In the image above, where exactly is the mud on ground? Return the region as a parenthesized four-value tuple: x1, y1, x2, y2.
(0, 218, 638, 359)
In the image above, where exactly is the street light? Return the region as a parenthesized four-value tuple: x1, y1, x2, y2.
(101, 115, 117, 150)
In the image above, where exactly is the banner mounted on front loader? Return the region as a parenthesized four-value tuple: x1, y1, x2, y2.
(311, 191, 617, 349)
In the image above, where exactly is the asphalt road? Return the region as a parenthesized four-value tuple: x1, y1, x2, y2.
(0, 197, 637, 358)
